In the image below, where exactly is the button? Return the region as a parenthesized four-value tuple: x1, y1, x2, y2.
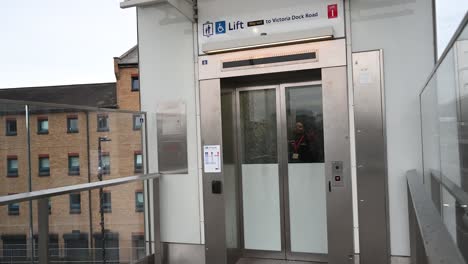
(335, 176, 341, 182)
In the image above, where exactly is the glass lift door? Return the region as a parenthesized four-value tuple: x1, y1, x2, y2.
(235, 81, 327, 262)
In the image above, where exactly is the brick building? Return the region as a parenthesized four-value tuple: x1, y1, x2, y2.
(0, 46, 143, 263)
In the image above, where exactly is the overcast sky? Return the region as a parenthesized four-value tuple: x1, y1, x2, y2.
(0, 0, 137, 88)
(0, 1, 466, 88)
(436, 0, 468, 56)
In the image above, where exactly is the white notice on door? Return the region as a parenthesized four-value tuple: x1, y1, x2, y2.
(203, 145, 221, 173)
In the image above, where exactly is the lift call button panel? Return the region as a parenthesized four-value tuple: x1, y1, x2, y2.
(332, 161, 344, 187)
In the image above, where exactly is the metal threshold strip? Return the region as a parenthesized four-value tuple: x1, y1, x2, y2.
(0, 172, 161, 206)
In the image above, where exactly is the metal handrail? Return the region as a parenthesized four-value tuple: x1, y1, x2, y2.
(431, 170, 468, 207)
(0, 173, 160, 206)
(419, 11, 468, 96)
(406, 170, 466, 264)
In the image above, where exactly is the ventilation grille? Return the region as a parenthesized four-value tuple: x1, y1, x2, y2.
(222, 51, 318, 70)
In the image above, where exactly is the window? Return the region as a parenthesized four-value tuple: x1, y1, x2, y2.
(69, 193, 81, 214)
(34, 235, 58, 258)
(131, 76, 139, 91)
(97, 114, 109, 132)
(132, 234, 145, 261)
(63, 231, 89, 262)
(67, 115, 79, 133)
(102, 192, 111, 213)
(68, 154, 80, 176)
(134, 152, 143, 173)
(101, 153, 110, 175)
(8, 194, 19, 215)
(5, 118, 17, 136)
(48, 198, 52, 215)
(133, 115, 143, 130)
(135, 191, 144, 212)
(37, 117, 49, 134)
(2, 235, 27, 258)
(39, 155, 50, 176)
(7, 156, 18, 177)
(94, 232, 119, 262)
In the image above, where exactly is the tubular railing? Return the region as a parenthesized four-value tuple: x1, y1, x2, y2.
(0, 173, 161, 264)
(406, 170, 466, 264)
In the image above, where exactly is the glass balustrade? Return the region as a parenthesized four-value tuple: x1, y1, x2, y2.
(0, 100, 151, 264)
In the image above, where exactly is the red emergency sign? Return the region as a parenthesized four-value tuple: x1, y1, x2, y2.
(328, 4, 338, 19)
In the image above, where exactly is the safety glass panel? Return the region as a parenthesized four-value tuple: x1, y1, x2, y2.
(285, 84, 327, 254)
(239, 88, 281, 251)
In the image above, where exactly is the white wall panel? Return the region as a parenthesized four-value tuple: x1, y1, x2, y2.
(350, 0, 435, 256)
(288, 163, 328, 254)
(242, 164, 281, 251)
(138, 4, 201, 244)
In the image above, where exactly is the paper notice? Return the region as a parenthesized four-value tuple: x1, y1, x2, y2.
(203, 145, 221, 173)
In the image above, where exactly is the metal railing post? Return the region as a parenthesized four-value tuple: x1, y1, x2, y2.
(25, 104, 35, 264)
(152, 178, 162, 264)
(38, 198, 49, 264)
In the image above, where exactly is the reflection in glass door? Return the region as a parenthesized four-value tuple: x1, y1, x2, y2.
(236, 82, 327, 261)
(282, 83, 327, 260)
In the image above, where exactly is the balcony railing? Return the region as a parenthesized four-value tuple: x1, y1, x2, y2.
(0, 99, 158, 264)
(0, 172, 160, 264)
(414, 11, 468, 264)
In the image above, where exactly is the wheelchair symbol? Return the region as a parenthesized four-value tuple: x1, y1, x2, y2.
(215, 21, 226, 34)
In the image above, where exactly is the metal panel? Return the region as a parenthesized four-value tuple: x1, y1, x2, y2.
(322, 66, 354, 264)
(157, 102, 188, 174)
(199, 79, 227, 264)
(351, 0, 435, 256)
(352, 50, 390, 264)
(199, 39, 346, 80)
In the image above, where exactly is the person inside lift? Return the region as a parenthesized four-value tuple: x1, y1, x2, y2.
(289, 121, 313, 163)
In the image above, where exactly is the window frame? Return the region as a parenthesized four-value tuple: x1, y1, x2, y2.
(101, 153, 111, 175)
(67, 115, 79, 133)
(97, 114, 109, 132)
(37, 117, 49, 135)
(69, 193, 81, 214)
(135, 191, 144, 212)
(132, 234, 145, 261)
(7, 156, 18, 177)
(102, 192, 112, 213)
(133, 115, 143, 131)
(38, 155, 50, 177)
(68, 154, 80, 176)
(5, 118, 17, 136)
(8, 193, 19, 216)
(131, 75, 140, 92)
(134, 152, 143, 173)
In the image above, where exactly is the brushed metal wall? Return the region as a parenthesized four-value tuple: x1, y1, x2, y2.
(353, 50, 390, 264)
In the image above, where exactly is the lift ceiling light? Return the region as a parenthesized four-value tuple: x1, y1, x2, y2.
(202, 27, 334, 54)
